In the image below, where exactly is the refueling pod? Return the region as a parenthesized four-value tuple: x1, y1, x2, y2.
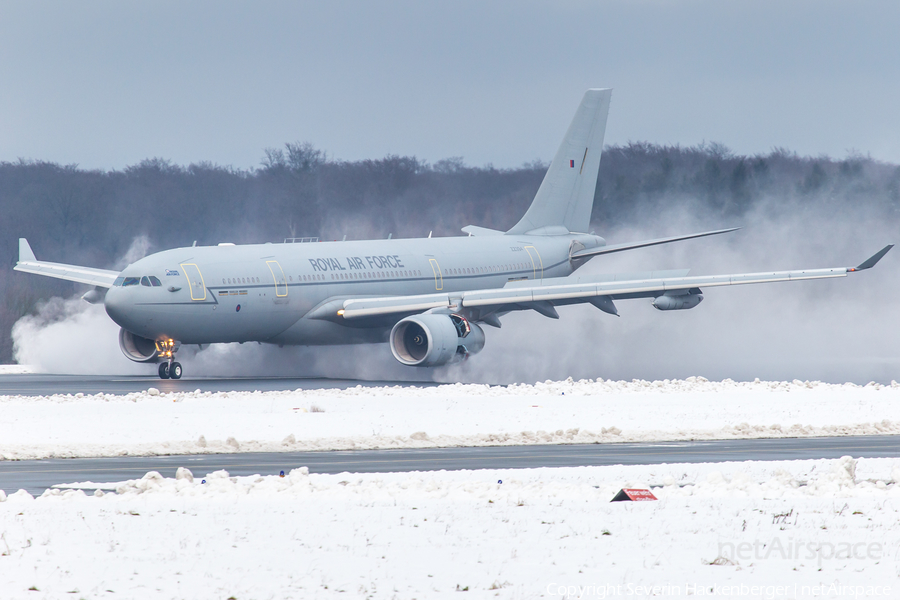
(118, 328, 160, 363)
(390, 314, 485, 367)
(652, 292, 703, 311)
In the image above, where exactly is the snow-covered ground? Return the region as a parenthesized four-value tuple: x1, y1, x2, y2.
(1, 377, 899, 460)
(1, 457, 899, 598)
(0, 365, 35, 375)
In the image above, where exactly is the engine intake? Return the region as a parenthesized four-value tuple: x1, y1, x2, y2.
(118, 328, 160, 363)
(390, 314, 485, 367)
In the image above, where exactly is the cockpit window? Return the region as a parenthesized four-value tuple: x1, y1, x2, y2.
(113, 277, 125, 286)
(123, 277, 140, 287)
(140, 276, 151, 287)
(148, 276, 162, 287)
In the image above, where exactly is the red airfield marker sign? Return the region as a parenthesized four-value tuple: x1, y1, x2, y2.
(610, 488, 658, 502)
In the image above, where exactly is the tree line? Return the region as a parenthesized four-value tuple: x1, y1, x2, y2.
(1, 141, 898, 363)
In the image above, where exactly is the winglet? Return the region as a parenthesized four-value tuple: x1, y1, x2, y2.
(18, 238, 36, 262)
(850, 244, 893, 271)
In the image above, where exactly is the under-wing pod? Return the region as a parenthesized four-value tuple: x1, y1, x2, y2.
(118, 328, 160, 363)
(390, 314, 484, 367)
(652, 293, 703, 311)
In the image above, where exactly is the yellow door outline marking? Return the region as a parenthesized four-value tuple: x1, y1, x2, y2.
(266, 261, 289, 297)
(524, 246, 543, 280)
(180, 263, 207, 301)
(428, 258, 443, 291)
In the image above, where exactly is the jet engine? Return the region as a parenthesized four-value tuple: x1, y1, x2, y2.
(390, 314, 485, 367)
(118, 328, 160, 363)
(652, 293, 703, 311)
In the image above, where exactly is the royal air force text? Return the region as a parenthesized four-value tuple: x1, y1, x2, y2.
(309, 255, 405, 272)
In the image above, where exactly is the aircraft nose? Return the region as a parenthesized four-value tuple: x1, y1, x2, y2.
(104, 287, 130, 327)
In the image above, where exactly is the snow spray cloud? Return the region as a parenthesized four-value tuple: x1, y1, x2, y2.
(178, 339, 433, 381)
(440, 198, 900, 385)
(12, 297, 147, 375)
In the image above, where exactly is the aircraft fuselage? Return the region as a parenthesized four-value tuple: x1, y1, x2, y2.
(104, 233, 603, 346)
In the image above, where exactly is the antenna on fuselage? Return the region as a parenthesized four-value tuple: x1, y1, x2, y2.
(388, 233, 392, 240)
(428, 231, 432, 238)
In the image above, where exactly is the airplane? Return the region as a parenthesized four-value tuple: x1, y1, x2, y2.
(14, 89, 892, 380)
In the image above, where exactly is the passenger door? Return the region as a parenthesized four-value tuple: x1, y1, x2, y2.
(266, 260, 289, 298)
(180, 263, 207, 301)
(524, 246, 543, 280)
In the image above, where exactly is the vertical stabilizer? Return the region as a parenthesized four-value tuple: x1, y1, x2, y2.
(507, 89, 611, 234)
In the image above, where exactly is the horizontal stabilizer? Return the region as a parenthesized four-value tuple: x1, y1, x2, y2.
(570, 228, 740, 259)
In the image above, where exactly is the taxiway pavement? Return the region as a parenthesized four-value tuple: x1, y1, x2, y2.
(2, 435, 898, 496)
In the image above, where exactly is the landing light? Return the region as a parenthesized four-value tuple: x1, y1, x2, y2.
(337, 309, 345, 316)
(155, 338, 177, 358)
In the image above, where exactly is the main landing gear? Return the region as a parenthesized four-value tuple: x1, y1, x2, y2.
(155, 338, 183, 380)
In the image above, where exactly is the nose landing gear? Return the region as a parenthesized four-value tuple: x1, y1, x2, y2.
(155, 339, 183, 380)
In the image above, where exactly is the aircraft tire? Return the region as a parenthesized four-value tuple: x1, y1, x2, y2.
(158, 363, 170, 379)
(169, 362, 183, 380)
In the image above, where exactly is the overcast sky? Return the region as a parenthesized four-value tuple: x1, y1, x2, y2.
(2, 1, 899, 170)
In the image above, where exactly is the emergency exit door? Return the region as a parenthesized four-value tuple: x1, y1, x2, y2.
(428, 258, 443, 290)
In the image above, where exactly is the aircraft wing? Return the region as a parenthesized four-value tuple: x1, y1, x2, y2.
(13, 238, 120, 288)
(335, 245, 893, 320)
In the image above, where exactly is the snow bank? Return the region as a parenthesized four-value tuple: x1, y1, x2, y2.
(1, 377, 899, 460)
(0, 365, 35, 375)
(2, 457, 899, 598)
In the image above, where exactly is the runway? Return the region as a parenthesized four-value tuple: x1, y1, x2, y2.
(0, 373, 433, 396)
(2, 435, 898, 496)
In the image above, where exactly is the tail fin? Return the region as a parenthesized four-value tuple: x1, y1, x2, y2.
(507, 89, 612, 235)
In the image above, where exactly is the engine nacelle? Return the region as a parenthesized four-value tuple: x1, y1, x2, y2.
(118, 328, 160, 363)
(390, 314, 485, 367)
(652, 293, 703, 311)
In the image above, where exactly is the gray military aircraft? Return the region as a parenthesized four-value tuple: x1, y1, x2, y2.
(14, 89, 892, 379)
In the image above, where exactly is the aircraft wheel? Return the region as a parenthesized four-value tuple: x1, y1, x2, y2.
(169, 362, 183, 380)
(158, 362, 170, 379)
